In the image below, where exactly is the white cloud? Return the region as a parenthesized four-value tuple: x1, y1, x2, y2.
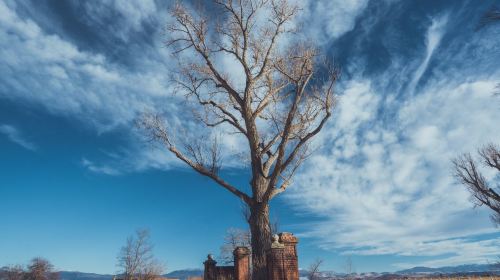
(0, 124, 37, 151)
(393, 237, 500, 268)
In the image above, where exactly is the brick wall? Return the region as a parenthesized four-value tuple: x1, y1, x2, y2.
(266, 232, 299, 280)
(203, 246, 250, 280)
(214, 267, 233, 280)
(203, 232, 299, 280)
(233, 247, 250, 280)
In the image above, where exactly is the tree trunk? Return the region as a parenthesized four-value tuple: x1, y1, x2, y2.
(249, 202, 272, 280)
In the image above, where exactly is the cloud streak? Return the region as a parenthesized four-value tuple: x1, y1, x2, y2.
(0, 124, 36, 151)
(407, 15, 448, 95)
(81, 158, 121, 176)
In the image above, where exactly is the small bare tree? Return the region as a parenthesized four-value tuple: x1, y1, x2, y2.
(140, 1, 338, 278)
(25, 258, 58, 280)
(219, 228, 252, 264)
(307, 259, 323, 280)
(117, 229, 164, 280)
(453, 143, 500, 225)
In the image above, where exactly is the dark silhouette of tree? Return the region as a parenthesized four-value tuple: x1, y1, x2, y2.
(453, 143, 500, 226)
(219, 228, 252, 264)
(140, 1, 338, 278)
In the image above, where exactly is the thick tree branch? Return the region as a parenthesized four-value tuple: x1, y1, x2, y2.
(267, 70, 313, 187)
(140, 114, 251, 205)
(453, 146, 500, 225)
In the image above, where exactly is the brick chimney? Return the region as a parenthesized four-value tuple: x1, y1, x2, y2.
(279, 232, 299, 280)
(266, 233, 299, 280)
(233, 246, 250, 280)
(203, 254, 217, 280)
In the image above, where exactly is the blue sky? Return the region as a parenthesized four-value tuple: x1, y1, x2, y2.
(1, 0, 500, 275)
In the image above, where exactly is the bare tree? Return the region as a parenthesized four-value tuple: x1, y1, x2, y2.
(453, 143, 500, 225)
(0, 265, 25, 280)
(307, 259, 323, 280)
(117, 229, 164, 280)
(219, 228, 252, 264)
(25, 258, 58, 280)
(140, 1, 338, 278)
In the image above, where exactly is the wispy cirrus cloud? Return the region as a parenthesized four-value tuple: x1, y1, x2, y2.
(392, 236, 500, 268)
(407, 15, 448, 96)
(81, 158, 120, 176)
(0, 124, 37, 151)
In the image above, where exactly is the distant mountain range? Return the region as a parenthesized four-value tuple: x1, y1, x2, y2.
(58, 271, 114, 280)
(163, 269, 203, 279)
(52, 263, 499, 280)
(396, 264, 500, 275)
